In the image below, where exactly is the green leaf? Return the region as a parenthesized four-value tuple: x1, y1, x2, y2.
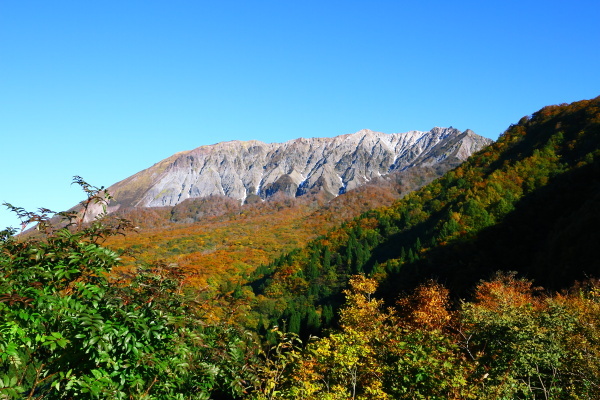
(91, 369, 102, 379)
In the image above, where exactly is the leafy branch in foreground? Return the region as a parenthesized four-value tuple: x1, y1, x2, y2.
(0, 177, 267, 399)
(3, 176, 131, 238)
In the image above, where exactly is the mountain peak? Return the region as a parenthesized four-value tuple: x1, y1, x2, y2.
(102, 128, 492, 213)
(351, 128, 377, 136)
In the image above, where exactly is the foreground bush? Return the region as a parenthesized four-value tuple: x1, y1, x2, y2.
(0, 179, 260, 399)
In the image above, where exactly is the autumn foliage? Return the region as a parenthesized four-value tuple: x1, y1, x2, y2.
(3, 96, 600, 398)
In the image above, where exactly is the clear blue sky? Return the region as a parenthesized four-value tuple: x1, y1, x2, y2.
(1, 0, 599, 230)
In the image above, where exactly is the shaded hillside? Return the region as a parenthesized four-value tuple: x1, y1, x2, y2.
(246, 97, 600, 336)
(396, 155, 600, 295)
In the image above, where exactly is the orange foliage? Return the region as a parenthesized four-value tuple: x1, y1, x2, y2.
(472, 272, 540, 312)
(397, 280, 452, 331)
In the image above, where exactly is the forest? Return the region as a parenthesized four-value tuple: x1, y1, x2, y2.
(1, 96, 600, 399)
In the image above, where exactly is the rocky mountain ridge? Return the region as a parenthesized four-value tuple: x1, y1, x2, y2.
(103, 127, 492, 213)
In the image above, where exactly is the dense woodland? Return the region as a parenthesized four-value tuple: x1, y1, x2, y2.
(103, 162, 449, 290)
(1, 97, 600, 399)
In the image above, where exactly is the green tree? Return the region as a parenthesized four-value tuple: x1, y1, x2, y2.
(0, 178, 259, 399)
(460, 273, 578, 399)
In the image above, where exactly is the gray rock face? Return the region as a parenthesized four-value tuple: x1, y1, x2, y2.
(106, 128, 492, 210)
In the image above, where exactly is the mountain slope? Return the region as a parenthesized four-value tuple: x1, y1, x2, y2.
(102, 127, 491, 212)
(245, 96, 600, 335)
(100, 127, 489, 289)
(104, 162, 467, 288)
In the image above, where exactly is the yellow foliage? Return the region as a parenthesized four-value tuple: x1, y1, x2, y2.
(287, 276, 394, 399)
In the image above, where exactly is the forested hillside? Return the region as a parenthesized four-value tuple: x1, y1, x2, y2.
(102, 162, 451, 289)
(2, 97, 600, 399)
(246, 96, 600, 338)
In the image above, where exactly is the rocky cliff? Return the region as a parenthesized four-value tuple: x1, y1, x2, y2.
(104, 127, 492, 212)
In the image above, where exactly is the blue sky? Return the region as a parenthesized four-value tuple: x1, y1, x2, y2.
(1, 0, 599, 230)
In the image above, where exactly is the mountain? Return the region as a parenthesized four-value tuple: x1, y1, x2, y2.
(101, 127, 491, 214)
(93, 127, 489, 289)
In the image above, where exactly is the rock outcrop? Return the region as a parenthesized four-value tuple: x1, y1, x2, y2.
(104, 127, 492, 211)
